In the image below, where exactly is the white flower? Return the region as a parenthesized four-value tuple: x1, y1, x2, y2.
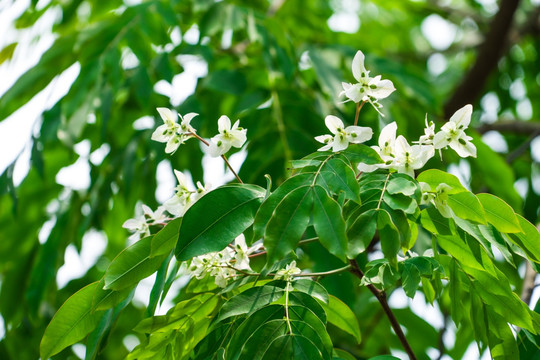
(357, 121, 397, 173)
(152, 108, 198, 154)
(208, 116, 247, 157)
(340, 51, 396, 115)
(393, 136, 434, 178)
(274, 261, 302, 281)
(164, 170, 208, 217)
(123, 204, 169, 242)
(419, 182, 453, 218)
(315, 115, 372, 152)
(433, 104, 476, 158)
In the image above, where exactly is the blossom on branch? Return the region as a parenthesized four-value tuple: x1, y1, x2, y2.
(208, 116, 247, 157)
(315, 115, 372, 152)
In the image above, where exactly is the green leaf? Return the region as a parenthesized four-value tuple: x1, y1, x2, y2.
(151, 218, 182, 257)
(318, 158, 361, 203)
(40, 282, 105, 359)
(262, 333, 322, 360)
(486, 308, 519, 359)
(377, 209, 400, 266)
(507, 215, 540, 264)
(104, 236, 167, 290)
(367, 356, 401, 360)
(341, 144, 383, 164)
(476, 193, 521, 233)
(253, 173, 314, 241)
(383, 192, 417, 214)
(420, 207, 454, 235)
(401, 263, 421, 298)
(264, 185, 314, 263)
(319, 295, 361, 343)
(416, 169, 468, 194)
(292, 279, 329, 304)
(386, 176, 417, 196)
(312, 186, 348, 261)
(448, 192, 486, 224)
(176, 184, 265, 261)
(347, 209, 377, 258)
(218, 285, 284, 322)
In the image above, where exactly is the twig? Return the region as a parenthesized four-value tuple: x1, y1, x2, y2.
(521, 259, 538, 306)
(354, 101, 365, 126)
(444, 0, 522, 118)
(247, 237, 320, 258)
(349, 259, 418, 360)
(189, 131, 243, 184)
(224, 264, 352, 278)
(476, 120, 540, 135)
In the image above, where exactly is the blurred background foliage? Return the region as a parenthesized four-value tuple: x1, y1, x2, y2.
(0, 0, 539, 358)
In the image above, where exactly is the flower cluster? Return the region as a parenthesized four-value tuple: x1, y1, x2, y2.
(315, 115, 373, 151)
(273, 261, 302, 281)
(164, 170, 208, 217)
(208, 116, 247, 157)
(187, 236, 261, 287)
(340, 50, 396, 115)
(151, 108, 198, 154)
(122, 204, 168, 242)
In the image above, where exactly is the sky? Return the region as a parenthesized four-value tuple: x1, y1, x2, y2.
(0, 1, 538, 359)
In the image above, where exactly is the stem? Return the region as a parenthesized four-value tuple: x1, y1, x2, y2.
(349, 260, 418, 360)
(354, 101, 365, 126)
(376, 173, 391, 210)
(285, 281, 293, 333)
(189, 131, 243, 184)
(224, 264, 351, 278)
(247, 237, 320, 258)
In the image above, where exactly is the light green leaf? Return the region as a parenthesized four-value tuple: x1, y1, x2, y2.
(312, 185, 348, 261)
(386, 177, 417, 196)
(264, 185, 314, 264)
(486, 310, 519, 359)
(176, 184, 265, 261)
(40, 282, 105, 359)
(341, 144, 383, 164)
(507, 215, 540, 264)
(292, 279, 329, 303)
(448, 192, 486, 224)
(416, 169, 468, 194)
(320, 295, 361, 343)
(151, 217, 182, 257)
(318, 158, 361, 203)
(104, 236, 167, 290)
(476, 193, 521, 233)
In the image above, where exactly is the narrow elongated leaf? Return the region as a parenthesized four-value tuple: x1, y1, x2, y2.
(420, 207, 454, 235)
(151, 218, 182, 257)
(448, 192, 486, 224)
(476, 193, 521, 233)
(218, 286, 284, 322)
(253, 173, 314, 241)
(377, 209, 400, 266)
(264, 186, 314, 263)
(486, 310, 519, 359)
(176, 185, 265, 261)
(401, 263, 421, 298)
(319, 295, 361, 343)
(104, 236, 167, 290)
(312, 185, 348, 261)
(417, 169, 468, 194)
(507, 215, 540, 263)
(40, 282, 105, 359)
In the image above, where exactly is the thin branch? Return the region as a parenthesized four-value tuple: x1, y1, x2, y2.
(349, 259, 418, 360)
(225, 264, 352, 278)
(353, 101, 365, 126)
(444, 0, 522, 118)
(188, 131, 243, 184)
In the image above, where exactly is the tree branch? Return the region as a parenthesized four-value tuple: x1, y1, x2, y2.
(349, 260, 418, 360)
(521, 261, 537, 306)
(444, 0, 522, 118)
(476, 120, 540, 135)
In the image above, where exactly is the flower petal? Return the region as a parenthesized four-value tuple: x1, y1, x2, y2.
(346, 126, 373, 143)
(449, 104, 472, 129)
(325, 115, 344, 134)
(352, 50, 367, 82)
(157, 107, 177, 124)
(368, 79, 396, 99)
(217, 115, 231, 133)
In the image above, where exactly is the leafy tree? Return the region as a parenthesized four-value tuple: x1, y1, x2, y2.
(1, 0, 540, 359)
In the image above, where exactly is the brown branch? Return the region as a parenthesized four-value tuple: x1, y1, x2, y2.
(476, 120, 540, 135)
(349, 260, 418, 360)
(444, 0, 522, 118)
(521, 261, 537, 306)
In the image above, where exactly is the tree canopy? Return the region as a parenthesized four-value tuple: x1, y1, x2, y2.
(1, 0, 540, 359)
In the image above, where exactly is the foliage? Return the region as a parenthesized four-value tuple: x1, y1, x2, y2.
(1, 1, 540, 359)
